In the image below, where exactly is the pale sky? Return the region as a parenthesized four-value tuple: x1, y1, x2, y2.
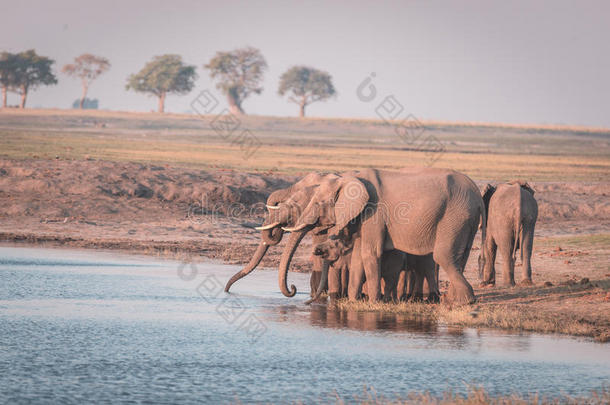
(1, 0, 609, 127)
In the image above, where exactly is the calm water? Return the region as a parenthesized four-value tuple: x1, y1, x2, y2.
(0, 246, 608, 403)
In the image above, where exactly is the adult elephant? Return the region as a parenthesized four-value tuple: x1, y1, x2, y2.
(479, 181, 538, 286)
(223, 173, 330, 296)
(281, 168, 485, 305)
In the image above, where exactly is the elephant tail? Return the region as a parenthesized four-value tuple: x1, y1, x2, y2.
(479, 199, 487, 280)
(512, 206, 522, 264)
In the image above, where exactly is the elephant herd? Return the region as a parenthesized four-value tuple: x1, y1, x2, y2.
(224, 168, 538, 306)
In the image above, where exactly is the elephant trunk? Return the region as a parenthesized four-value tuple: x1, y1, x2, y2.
(278, 230, 307, 297)
(224, 242, 269, 292)
(305, 259, 329, 305)
(261, 227, 283, 246)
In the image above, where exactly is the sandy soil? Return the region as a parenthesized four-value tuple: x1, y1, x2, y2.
(0, 158, 608, 339)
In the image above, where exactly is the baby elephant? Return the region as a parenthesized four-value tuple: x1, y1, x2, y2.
(313, 236, 439, 303)
(479, 181, 538, 287)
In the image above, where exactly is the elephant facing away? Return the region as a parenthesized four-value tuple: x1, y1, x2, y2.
(479, 181, 538, 287)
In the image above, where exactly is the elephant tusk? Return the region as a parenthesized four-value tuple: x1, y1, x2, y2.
(266, 204, 280, 210)
(255, 221, 281, 231)
(281, 223, 309, 233)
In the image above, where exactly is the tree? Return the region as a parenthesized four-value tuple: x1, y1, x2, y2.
(205, 47, 267, 115)
(11, 50, 58, 108)
(126, 54, 197, 113)
(62, 54, 110, 109)
(0, 52, 18, 108)
(278, 66, 336, 117)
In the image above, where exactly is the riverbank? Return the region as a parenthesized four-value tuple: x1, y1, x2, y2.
(1, 162, 608, 342)
(1, 110, 608, 342)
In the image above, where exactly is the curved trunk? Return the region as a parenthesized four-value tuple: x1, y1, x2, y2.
(278, 230, 307, 297)
(305, 260, 329, 304)
(261, 227, 283, 246)
(224, 242, 269, 292)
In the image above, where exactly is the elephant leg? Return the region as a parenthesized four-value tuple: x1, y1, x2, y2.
(348, 238, 364, 301)
(519, 226, 535, 285)
(434, 244, 476, 305)
(362, 252, 381, 302)
(382, 272, 397, 303)
(396, 269, 407, 302)
(328, 262, 341, 301)
(434, 219, 477, 305)
(381, 251, 401, 302)
(481, 236, 497, 286)
(340, 264, 349, 298)
(410, 267, 425, 302)
(406, 269, 416, 300)
(498, 244, 515, 287)
(422, 256, 440, 303)
(310, 271, 322, 297)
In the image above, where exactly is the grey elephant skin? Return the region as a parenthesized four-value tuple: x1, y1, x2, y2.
(282, 168, 486, 305)
(479, 181, 538, 287)
(313, 236, 439, 303)
(224, 173, 330, 296)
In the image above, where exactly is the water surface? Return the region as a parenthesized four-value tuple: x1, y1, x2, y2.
(0, 246, 608, 403)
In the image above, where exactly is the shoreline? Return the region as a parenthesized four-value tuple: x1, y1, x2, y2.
(2, 232, 608, 342)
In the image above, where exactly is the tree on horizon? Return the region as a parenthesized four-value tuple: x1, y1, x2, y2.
(126, 54, 197, 113)
(278, 66, 336, 117)
(0, 52, 18, 108)
(9, 50, 57, 108)
(62, 54, 110, 109)
(204, 47, 267, 115)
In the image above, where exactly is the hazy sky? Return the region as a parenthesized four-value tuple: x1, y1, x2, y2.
(2, 0, 609, 127)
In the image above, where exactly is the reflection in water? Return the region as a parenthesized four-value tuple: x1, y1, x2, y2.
(308, 304, 439, 334)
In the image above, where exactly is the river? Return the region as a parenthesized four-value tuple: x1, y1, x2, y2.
(0, 246, 608, 403)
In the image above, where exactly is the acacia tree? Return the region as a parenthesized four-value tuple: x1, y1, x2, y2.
(205, 47, 267, 115)
(126, 54, 197, 113)
(278, 66, 336, 117)
(12, 50, 57, 108)
(62, 54, 110, 109)
(0, 52, 18, 108)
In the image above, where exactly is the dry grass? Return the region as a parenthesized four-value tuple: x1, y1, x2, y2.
(1, 109, 608, 181)
(335, 298, 609, 342)
(334, 385, 610, 404)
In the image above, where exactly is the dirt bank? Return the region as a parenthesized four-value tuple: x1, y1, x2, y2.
(0, 158, 608, 340)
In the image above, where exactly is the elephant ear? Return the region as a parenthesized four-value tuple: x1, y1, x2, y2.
(329, 176, 368, 236)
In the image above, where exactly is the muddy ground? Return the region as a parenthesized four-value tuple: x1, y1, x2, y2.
(0, 158, 609, 339)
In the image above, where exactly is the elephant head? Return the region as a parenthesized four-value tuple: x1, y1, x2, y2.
(282, 175, 369, 236)
(280, 175, 370, 300)
(224, 172, 329, 295)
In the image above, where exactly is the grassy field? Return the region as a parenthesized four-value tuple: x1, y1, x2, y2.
(1, 109, 608, 181)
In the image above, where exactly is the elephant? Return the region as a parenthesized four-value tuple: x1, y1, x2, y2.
(478, 181, 538, 287)
(312, 235, 440, 303)
(280, 168, 486, 305)
(396, 254, 440, 303)
(223, 173, 331, 296)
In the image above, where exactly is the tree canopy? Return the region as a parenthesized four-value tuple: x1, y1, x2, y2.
(62, 54, 110, 109)
(278, 66, 336, 117)
(204, 47, 267, 115)
(5, 50, 57, 108)
(126, 54, 197, 113)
